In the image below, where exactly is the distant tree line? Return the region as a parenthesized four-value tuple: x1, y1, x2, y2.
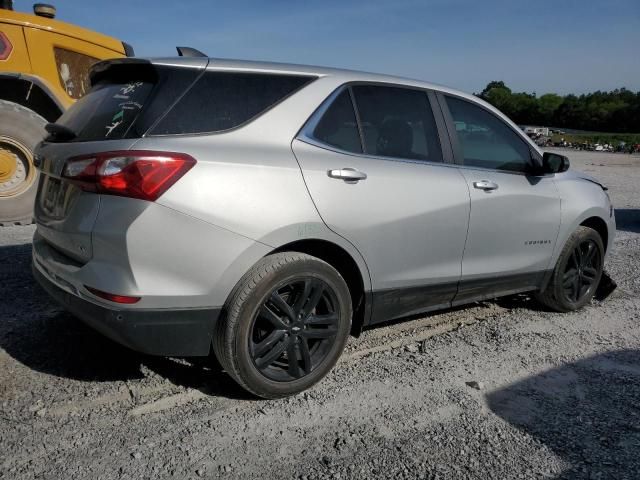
(476, 81, 640, 133)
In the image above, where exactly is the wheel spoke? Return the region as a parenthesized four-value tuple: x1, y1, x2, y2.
(302, 327, 338, 339)
(268, 292, 296, 322)
(298, 338, 312, 374)
(306, 313, 339, 326)
(301, 281, 325, 318)
(572, 275, 580, 301)
(582, 269, 598, 285)
(259, 305, 288, 329)
(563, 269, 577, 287)
(252, 329, 286, 357)
(571, 249, 581, 269)
(287, 339, 301, 378)
(583, 242, 596, 265)
(292, 279, 312, 315)
(254, 337, 287, 369)
(578, 279, 590, 298)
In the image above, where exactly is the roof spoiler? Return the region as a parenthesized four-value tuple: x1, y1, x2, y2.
(176, 46, 207, 58)
(89, 58, 155, 85)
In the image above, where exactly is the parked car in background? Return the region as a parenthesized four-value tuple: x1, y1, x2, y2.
(32, 57, 615, 398)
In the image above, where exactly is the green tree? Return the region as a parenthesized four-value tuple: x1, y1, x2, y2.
(476, 81, 640, 133)
(538, 93, 563, 125)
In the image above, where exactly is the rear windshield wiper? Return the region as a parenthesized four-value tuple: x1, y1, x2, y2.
(45, 123, 77, 141)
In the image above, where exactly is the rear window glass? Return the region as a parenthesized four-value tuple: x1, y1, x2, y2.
(57, 81, 153, 141)
(54, 65, 200, 142)
(150, 72, 315, 135)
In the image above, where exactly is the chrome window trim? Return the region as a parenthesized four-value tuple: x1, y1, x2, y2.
(296, 135, 460, 170)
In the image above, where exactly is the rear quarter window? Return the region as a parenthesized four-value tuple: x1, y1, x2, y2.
(150, 72, 315, 135)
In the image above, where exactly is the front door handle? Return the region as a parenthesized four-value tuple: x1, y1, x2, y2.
(473, 180, 499, 191)
(327, 168, 367, 183)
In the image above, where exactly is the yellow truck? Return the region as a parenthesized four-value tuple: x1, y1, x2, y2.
(0, 1, 131, 224)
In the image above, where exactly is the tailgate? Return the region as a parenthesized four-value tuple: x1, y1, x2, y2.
(33, 58, 206, 264)
(34, 139, 138, 263)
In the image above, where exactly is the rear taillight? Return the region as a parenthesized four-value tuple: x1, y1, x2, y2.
(62, 150, 196, 201)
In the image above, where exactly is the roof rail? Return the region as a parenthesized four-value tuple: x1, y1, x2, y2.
(176, 46, 207, 58)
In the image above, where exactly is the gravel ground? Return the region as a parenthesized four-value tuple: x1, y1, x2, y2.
(1, 149, 639, 480)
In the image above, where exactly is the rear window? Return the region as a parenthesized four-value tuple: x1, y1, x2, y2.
(54, 65, 201, 142)
(150, 72, 315, 135)
(57, 80, 154, 141)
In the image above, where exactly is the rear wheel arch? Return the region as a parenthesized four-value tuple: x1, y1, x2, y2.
(271, 239, 370, 336)
(0, 75, 64, 123)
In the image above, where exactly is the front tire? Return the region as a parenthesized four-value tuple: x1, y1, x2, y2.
(213, 252, 352, 399)
(536, 226, 604, 312)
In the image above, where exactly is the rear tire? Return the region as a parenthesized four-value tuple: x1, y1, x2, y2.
(0, 100, 47, 225)
(213, 252, 352, 399)
(536, 226, 604, 312)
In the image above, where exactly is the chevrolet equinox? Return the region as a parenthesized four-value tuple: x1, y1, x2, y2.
(32, 57, 615, 398)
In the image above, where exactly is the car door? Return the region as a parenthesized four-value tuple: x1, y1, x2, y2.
(292, 84, 471, 323)
(437, 93, 561, 304)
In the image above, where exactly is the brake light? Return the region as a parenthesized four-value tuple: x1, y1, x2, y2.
(62, 150, 196, 201)
(85, 286, 141, 304)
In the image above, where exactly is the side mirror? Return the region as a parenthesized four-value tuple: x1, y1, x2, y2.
(541, 152, 570, 174)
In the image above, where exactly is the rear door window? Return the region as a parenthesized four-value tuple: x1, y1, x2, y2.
(351, 85, 443, 162)
(312, 90, 362, 153)
(150, 72, 315, 135)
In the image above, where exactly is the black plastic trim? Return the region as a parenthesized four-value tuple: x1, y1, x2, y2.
(452, 271, 546, 306)
(33, 262, 219, 357)
(368, 271, 549, 325)
(370, 282, 458, 324)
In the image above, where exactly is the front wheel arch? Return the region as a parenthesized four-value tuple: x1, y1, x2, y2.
(580, 216, 609, 253)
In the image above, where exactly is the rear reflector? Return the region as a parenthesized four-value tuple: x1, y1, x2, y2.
(85, 286, 141, 304)
(63, 150, 196, 201)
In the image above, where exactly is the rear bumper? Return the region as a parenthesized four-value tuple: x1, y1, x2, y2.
(33, 262, 220, 356)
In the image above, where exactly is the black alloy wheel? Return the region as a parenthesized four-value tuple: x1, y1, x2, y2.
(213, 252, 352, 399)
(249, 277, 340, 382)
(562, 239, 602, 303)
(536, 226, 605, 312)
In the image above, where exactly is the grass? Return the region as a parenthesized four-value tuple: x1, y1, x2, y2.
(551, 132, 640, 146)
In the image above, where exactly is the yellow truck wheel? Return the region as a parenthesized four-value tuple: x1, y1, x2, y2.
(0, 99, 46, 225)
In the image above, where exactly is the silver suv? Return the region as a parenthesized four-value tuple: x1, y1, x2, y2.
(32, 57, 615, 398)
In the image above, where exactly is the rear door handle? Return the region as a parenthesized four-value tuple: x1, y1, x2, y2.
(473, 180, 499, 191)
(327, 168, 367, 183)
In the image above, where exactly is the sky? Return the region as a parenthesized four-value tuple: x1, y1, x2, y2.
(15, 0, 640, 95)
